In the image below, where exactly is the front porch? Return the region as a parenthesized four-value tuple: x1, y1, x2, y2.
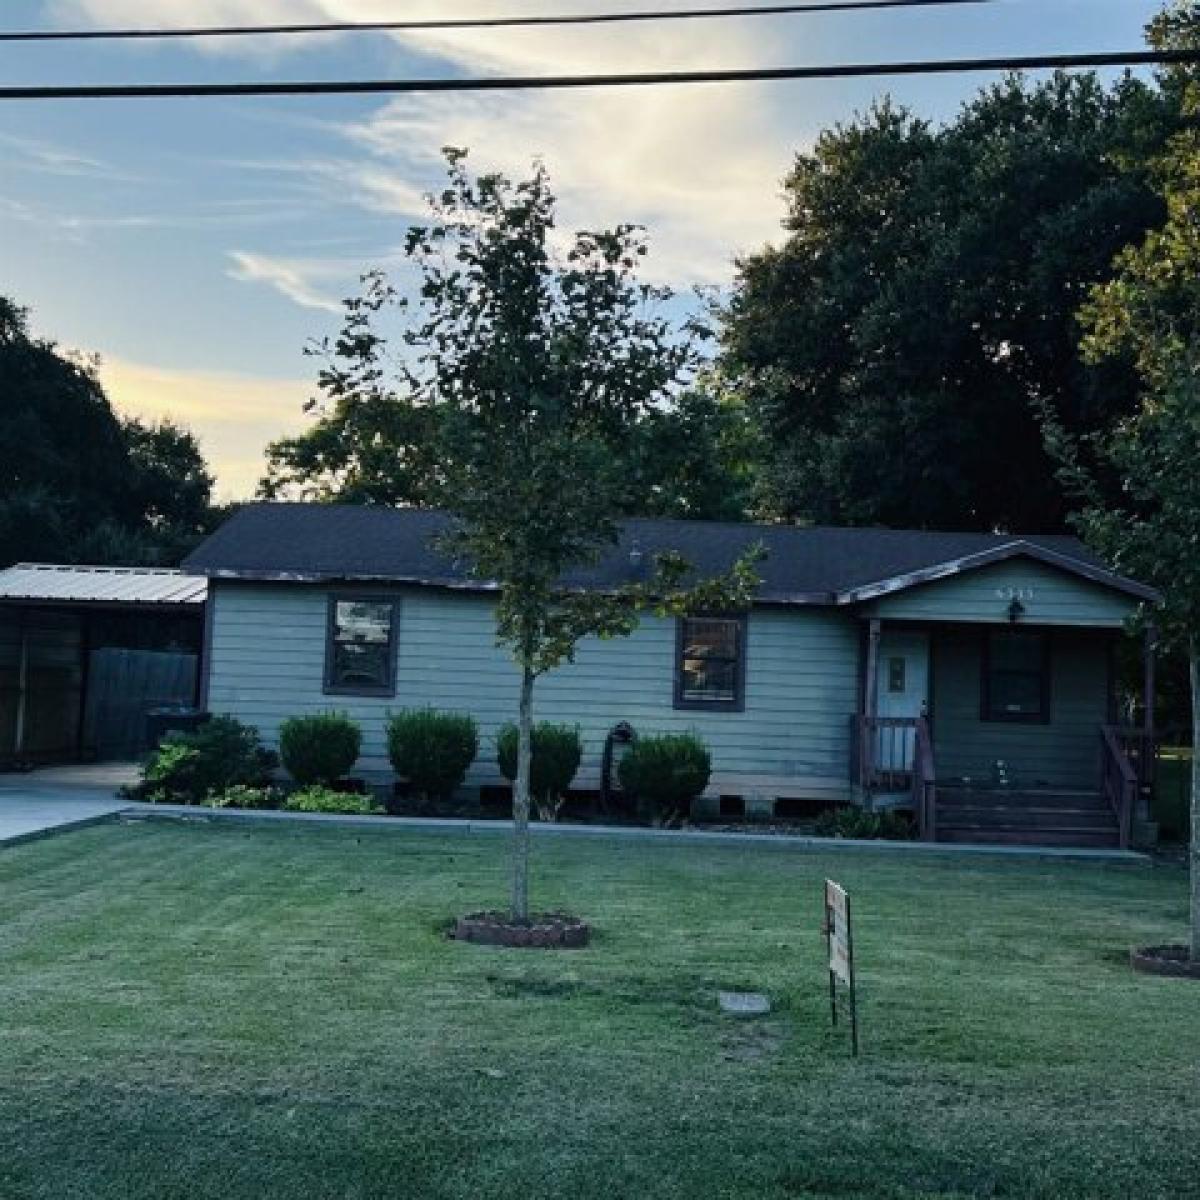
(851, 617, 1156, 848)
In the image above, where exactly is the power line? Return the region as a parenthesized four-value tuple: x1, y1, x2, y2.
(0, 49, 1194, 102)
(0, 1, 991, 43)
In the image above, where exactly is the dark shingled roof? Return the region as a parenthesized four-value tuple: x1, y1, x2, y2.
(183, 503, 1151, 605)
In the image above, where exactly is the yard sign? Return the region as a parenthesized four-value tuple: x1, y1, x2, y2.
(824, 879, 859, 1056)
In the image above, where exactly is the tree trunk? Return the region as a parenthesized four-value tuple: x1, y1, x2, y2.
(511, 663, 534, 922)
(1190, 643, 1199, 962)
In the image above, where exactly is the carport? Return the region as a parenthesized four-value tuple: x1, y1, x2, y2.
(0, 564, 207, 767)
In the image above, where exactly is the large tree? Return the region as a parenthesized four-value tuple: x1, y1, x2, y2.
(261, 278, 755, 521)
(724, 71, 1171, 530)
(335, 151, 758, 920)
(0, 296, 217, 566)
(1047, 3, 1200, 959)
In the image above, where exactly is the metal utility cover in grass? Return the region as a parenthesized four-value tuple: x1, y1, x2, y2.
(718, 991, 771, 1016)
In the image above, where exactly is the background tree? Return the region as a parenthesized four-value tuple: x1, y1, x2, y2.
(724, 72, 1171, 530)
(260, 274, 442, 506)
(262, 280, 755, 521)
(1046, 3, 1200, 959)
(0, 295, 218, 566)
(624, 386, 759, 521)
(393, 151, 758, 920)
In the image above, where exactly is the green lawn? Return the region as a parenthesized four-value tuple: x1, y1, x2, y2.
(1, 820, 1198, 1200)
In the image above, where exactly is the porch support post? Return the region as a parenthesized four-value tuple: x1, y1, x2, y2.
(864, 618, 881, 721)
(862, 618, 882, 809)
(1140, 622, 1158, 825)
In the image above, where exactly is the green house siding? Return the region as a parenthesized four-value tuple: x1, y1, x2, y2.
(930, 628, 1112, 790)
(866, 559, 1140, 628)
(206, 581, 861, 801)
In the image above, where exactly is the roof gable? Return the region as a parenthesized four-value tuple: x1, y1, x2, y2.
(838, 540, 1157, 606)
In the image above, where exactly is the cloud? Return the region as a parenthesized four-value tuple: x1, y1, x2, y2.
(227, 250, 345, 312)
(98, 356, 313, 501)
(51, 0, 811, 285)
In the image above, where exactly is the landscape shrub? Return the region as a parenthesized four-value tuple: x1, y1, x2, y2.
(386, 709, 478, 804)
(496, 723, 582, 821)
(131, 715, 277, 805)
(278, 712, 362, 785)
(813, 806, 915, 841)
(283, 786, 384, 816)
(617, 732, 711, 826)
(205, 784, 283, 810)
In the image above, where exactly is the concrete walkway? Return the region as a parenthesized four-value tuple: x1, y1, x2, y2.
(0, 763, 135, 846)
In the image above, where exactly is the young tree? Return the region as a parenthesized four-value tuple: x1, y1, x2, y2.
(1048, 3, 1200, 958)
(395, 151, 759, 920)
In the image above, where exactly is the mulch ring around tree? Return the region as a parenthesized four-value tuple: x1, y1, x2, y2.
(452, 911, 591, 948)
(1130, 944, 1200, 979)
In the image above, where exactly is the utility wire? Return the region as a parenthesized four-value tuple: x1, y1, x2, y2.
(0, 0, 992, 43)
(0, 49, 1195, 102)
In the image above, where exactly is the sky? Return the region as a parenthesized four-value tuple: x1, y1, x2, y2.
(0, 0, 1168, 499)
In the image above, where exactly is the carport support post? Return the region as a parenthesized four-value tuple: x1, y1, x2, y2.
(13, 611, 28, 761)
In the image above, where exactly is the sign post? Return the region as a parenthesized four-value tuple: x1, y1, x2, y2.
(824, 879, 858, 1056)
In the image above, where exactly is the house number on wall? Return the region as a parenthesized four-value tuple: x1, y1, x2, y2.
(995, 587, 1035, 601)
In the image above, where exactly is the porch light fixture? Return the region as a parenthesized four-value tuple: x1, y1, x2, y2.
(1007, 596, 1026, 624)
(628, 541, 644, 569)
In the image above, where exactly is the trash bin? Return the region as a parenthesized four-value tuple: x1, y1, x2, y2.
(144, 706, 209, 751)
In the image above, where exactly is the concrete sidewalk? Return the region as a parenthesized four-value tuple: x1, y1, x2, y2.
(0, 763, 135, 847)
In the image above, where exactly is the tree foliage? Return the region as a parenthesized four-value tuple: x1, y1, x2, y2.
(381, 150, 760, 918)
(724, 72, 1172, 530)
(1044, 3, 1200, 958)
(261, 278, 754, 521)
(0, 296, 217, 566)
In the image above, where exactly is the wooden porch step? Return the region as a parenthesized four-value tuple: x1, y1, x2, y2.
(936, 805, 1117, 830)
(934, 787, 1121, 847)
(937, 826, 1122, 848)
(937, 788, 1111, 811)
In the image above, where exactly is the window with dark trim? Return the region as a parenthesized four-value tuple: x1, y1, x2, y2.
(324, 595, 398, 696)
(981, 630, 1049, 723)
(674, 615, 746, 711)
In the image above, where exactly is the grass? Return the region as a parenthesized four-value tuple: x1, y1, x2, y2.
(0, 818, 1198, 1200)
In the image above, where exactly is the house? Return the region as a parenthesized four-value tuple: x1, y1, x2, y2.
(0, 564, 207, 766)
(183, 504, 1160, 847)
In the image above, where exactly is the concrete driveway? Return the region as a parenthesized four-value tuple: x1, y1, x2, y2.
(0, 763, 135, 845)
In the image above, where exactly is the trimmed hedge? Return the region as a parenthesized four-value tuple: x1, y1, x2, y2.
(386, 709, 478, 802)
(617, 732, 711, 825)
(279, 712, 362, 785)
(496, 723, 582, 821)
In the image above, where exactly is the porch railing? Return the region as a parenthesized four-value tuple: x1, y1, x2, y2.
(1100, 725, 1137, 850)
(1107, 725, 1157, 814)
(853, 715, 937, 840)
(913, 717, 937, 842)
(854, 716, 919, 793)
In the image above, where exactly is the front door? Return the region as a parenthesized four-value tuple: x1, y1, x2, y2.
(874, 631, 930, 774)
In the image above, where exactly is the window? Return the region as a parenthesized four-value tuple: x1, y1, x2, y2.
(888, 657, 906, 693)
(324, 596, 397, 696)
(675, 616, 746, 711)
(981, 630, 1049, 723)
